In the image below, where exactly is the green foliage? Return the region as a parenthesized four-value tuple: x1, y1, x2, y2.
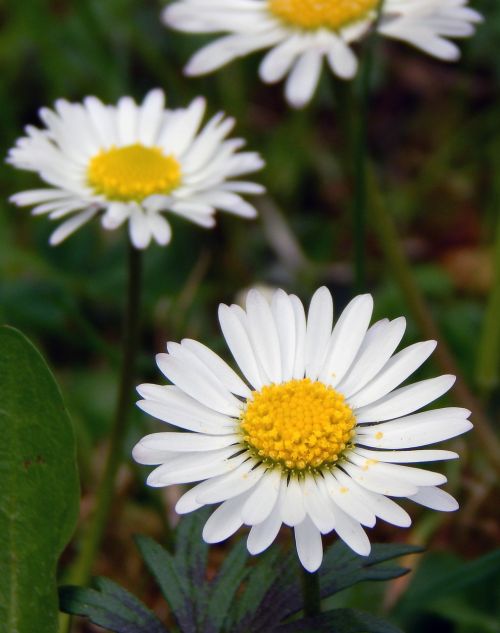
(60, 513, 415, 633)
(59, 579, 168, 633)
(273, 608, 403, 633)
(0, 326, 79, 633)
(394, 550, 500, 633)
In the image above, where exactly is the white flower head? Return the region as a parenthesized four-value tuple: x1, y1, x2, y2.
(133, 287, 472, 572)
(8, 90, 264, 248)
(163, 0, 483, 108)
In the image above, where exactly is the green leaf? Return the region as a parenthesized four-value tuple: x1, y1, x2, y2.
(134, 534, 196, 633)
(401, 549, 500, 605)
(174, 510, 210, 631)
(204, 539, 250, 633)
(59, 579, 168, 633)
(273, 608, 404, 633)
(0, 326, 79, 633)
(320, 542, 422, 598)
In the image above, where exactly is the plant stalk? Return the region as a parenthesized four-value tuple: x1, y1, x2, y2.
(68, 241, 143, 586)
(302, 569, 321, 618)
(368, 168, 500, 475)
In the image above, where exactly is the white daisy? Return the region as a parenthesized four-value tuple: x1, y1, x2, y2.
(163, 0, 483, 108)
(7, 89, 264, 248)
(133, 287, 472, 572)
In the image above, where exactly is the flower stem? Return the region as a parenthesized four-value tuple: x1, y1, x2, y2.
(368, 167, 500, 475)
(302, 569, 321, 618)
(69, 241, 143, 586)
(476, 216, 500, 400)
(349, 1, 383, 292)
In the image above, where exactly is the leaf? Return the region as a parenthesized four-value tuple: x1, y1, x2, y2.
(59, 579, 168, 633)
(204, 539, 250, 633)
(134, 534, 196, 633)
(320, 542, 422, 598)
(402, 549, 500, 605)
(231, 548, 283, 631)
(174, 510, 210, 631)
(273, 608, 404, 633)
(0, 326, 80, 633)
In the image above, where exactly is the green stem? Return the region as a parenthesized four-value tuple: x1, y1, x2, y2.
(69, 241, 142, 585)
(476, 215, 500, 399)
(350, 1, 383, 292)
(302, 569, 321, 618)
(367, 168, 500, 476)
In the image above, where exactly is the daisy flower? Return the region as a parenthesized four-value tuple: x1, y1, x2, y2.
(133, 287, 472, 572)
(163, 0, 483, 108)
(7, 90, 264, 248)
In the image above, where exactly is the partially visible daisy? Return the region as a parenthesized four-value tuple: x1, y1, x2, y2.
(163, 0, 483, 108)
(8, 90, 264, 248)
(133, 287, 472, 572)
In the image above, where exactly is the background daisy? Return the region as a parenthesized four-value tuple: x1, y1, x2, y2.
(163, 0, 483, 108)
(8, 89, 264, 248)
(133, 287, 472, 572)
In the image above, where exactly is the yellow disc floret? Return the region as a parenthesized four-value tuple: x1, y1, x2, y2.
(88, 144, 181, 201)
(241, 378, 356, 471)
(268, 0, 378, 31)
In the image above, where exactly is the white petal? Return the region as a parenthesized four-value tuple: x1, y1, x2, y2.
(347, 453, 447, 487)
(247, 507, 282, 555)
(353, 446, 458, 463)
(202, 493, 249, 543)
(291, 294, 307, 379)
(341, 461, 418, 497)
(294, 515, 323, 572)
(355, 375, 456, 423)
(156, 352, 243, 416)
(323, 471, 376, 527)
(348, 340, 437, 408)
(219, 303, 264, 389)
(242, 468, 282, 525)
(245, 289, 282, 384)
(302, 477, 336, 534)
(279, 476, 306, 527)
(180, 338, 251, 397)
(49, 208, 98, 245)
(409, 486, 459, 512)
(305, 286, 333, 381)
(337, 317, 406, 398)
(330, 501, 371, 556)
(196, 462, 264, 504)
(320, 294, 374, 388)
(285, 49, 323, 109)
(134, 431, 239, 453)
(271, 290, 296, 382)
(146, 447, 246, 487)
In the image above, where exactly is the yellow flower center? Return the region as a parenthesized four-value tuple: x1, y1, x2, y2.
(87, 144, 182, 201)
(268, 0, 378, 30)
(241, 378, 356, 471)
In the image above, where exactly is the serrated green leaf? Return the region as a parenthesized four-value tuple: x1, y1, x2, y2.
(174, 510, 210, 630)
(134, 534, 196, 633)
(231, 548, 283, 631)
(204, 539, 250, 633)
(0, 326, 79, 633)
(319, 542, 421, 597)
(59, 581, 168, 633)
(273, 608, 404, 633)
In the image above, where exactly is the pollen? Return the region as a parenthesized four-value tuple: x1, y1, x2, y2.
(88, 144, 181, 201)
(269, 0, 378, 31)
(241, 378, 356, 471)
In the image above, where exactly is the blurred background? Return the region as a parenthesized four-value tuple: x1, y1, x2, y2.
(0, 0, 499, 631)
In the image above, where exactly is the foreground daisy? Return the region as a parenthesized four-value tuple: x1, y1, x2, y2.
(163, 0, 483, 108)
(8, 90, 264, 248)
(133, 288, 472, 572)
